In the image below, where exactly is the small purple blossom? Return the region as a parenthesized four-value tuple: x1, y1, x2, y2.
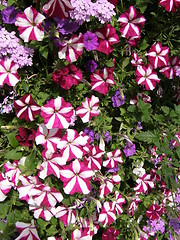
(123, 140, 136, 157)
(169, 218, 180, 235)
(176, 67, 180, 77)
(103, 130, 111, 143)
(106, 166, 119, 173)
(111, 90, 125, 107)
(84, 127, 95, 142)
(137, 121, 143, 130)
(85, 60, 97, 73)
(143, 218, 165, 236)
(1, 6, 19, 24)
(83, 31, 99, 51)
(55, 18, 80, 35)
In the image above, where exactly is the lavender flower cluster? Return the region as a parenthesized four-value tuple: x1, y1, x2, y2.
(0, 90, 17, 114)
(0, 28, 34, 68)
(70, 0, 116, 24)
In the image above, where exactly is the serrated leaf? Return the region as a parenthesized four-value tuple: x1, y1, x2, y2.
(161, 106, 170, 115)
(135, 131, 159, 145)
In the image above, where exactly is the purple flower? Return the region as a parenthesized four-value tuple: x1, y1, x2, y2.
(55, 18, 80, 35)
(106, 166, 119, 173)
(83, 31, 99, 51)
(103, 130, 111, 143)
(137, 121, 143, 130)
(1, 6, 19, 24)
(123, 140, 136, 157)
(85, 60, 97, 73)
(169, 218, 180, 235)
(84, 127, 95, 142)
(111, 90, 125, 107)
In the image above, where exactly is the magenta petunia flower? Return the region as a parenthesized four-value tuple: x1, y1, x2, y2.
(55, 205, 76, 226)
(15, 220, 40, 240)
(0, 57, 19, 87)
(58, 33, 84, 62)
(83, 31, 99, 51)
(136, 65, 161, 90)
(102, 227, 119, 240)
(14, 94, 41, 121)
(15, 6, 46, 42)
(90, 67, 115, 95)
(129, 194, 141, 215)
(146, 204, 163, 220)
(131, 52, 143, 67)
(76, 95, 100, 123)
(59, 159, 94, 195)
(0, 173, 13, 202)
(118, 6, 146, 38)
(159, 56, 180, 79)
(95, 24, 119, 55)
(146, 42, 169, 69)
(130, 93, 151, 106)
(103, 149, 123, 168)
(98, 201, 116, 227)
(159, 0, 180, 12)
(134, 174, 155, 194)
(43, 0, 73, 18)
(40, 96, 74, 129)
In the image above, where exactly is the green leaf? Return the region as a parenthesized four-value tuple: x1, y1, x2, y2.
(135, 131, 160, 145)
(7, 0, 14, 6)
(4, 149, 22, 160)
(139, 39, 149, 50)
(105, 59, 114, 67)
(122, 58, 130, 68)
(7, 132, 19, 148)
(127, 105, 136, 112)
(46, 226, 57, 235)
(22, 80, 29, 92)
(161, 106, 170, 115)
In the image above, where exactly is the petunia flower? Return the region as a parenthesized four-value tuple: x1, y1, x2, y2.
(159, 56, 180, 79)
(134, 174, 155, 194)
(14, 94, 41, 121)
(1, 6, 19, 24)
(95, 24, 119, 55)
(58, 33, 84, 62)
(16, 127, 36, 149)
(83, 31, 99, 51)
(102, 227, 119, 240)
(0, 57, 19, 87)
(15, 6, 46, 42)
(55, 205, 76, 226)
(118, 6, 146, 38)
(136, 65, 161, 90)
(145, 204, 163, 220)
(146, 42, 169, 69)
(59, 159, 94, 195)
(90, 67, 115, 95)
(131, 52, 143, 66)
(15, 220, 40, 240)
(43, 0, 73, 18)
(76, 95, 100, 123)
(159, 0, 180, 12)
(130, 93, 151, 106)
(113, 191, 126, 215)
(98, 201, 116, 227)
(0, 173, 13, 202)
(40, 96, 74, 129)
(129, 194, 141, 215)
(103, 149, 123, 168)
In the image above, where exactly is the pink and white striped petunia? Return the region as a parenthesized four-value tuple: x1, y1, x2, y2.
(83, 145, 104, 171)
(145, 204, 163, 220)
(103, 149, 123, 168)
(98, 201, 116, 227)
(146, 42, 169, 69)
(15, 220, 40, 240)
(99, 173, 121, 198)
(15, 6, 46, 42)
(134, 174, 155, 194)
(17, 176, 40, 203)
(14, 94, 41, 121)
(113, 191, 126, 214)
(131, 52, 143, 67)
(55, 205, 76, 226)
(159, 0, 180, 12)
(130, 93, 151, 106)
(41, 96, 74, 129)
(43, 0, 73, 18)
(159, 56, 180, 79)
(117, 6, 146, 38)
(0, 173, 13, 202)
(28, 184, 63, 208)
(76, 95, 100, 123)
(57, 129, 88, 162)
(35, 123, 62, 153)
(90, 67, 115, 95)
(95, 24, 119, 55)
(29, 201, 56, 220)
(136, 65, 161, 90)
(38, 150, 64, 180)
(59, 159, 94, 195)
(129, 194, 141, 215)
(58, 33, 84, 62)
(0, 57, 19, 87)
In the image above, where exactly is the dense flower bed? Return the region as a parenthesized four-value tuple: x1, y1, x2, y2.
(0, 0, 180, 239)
